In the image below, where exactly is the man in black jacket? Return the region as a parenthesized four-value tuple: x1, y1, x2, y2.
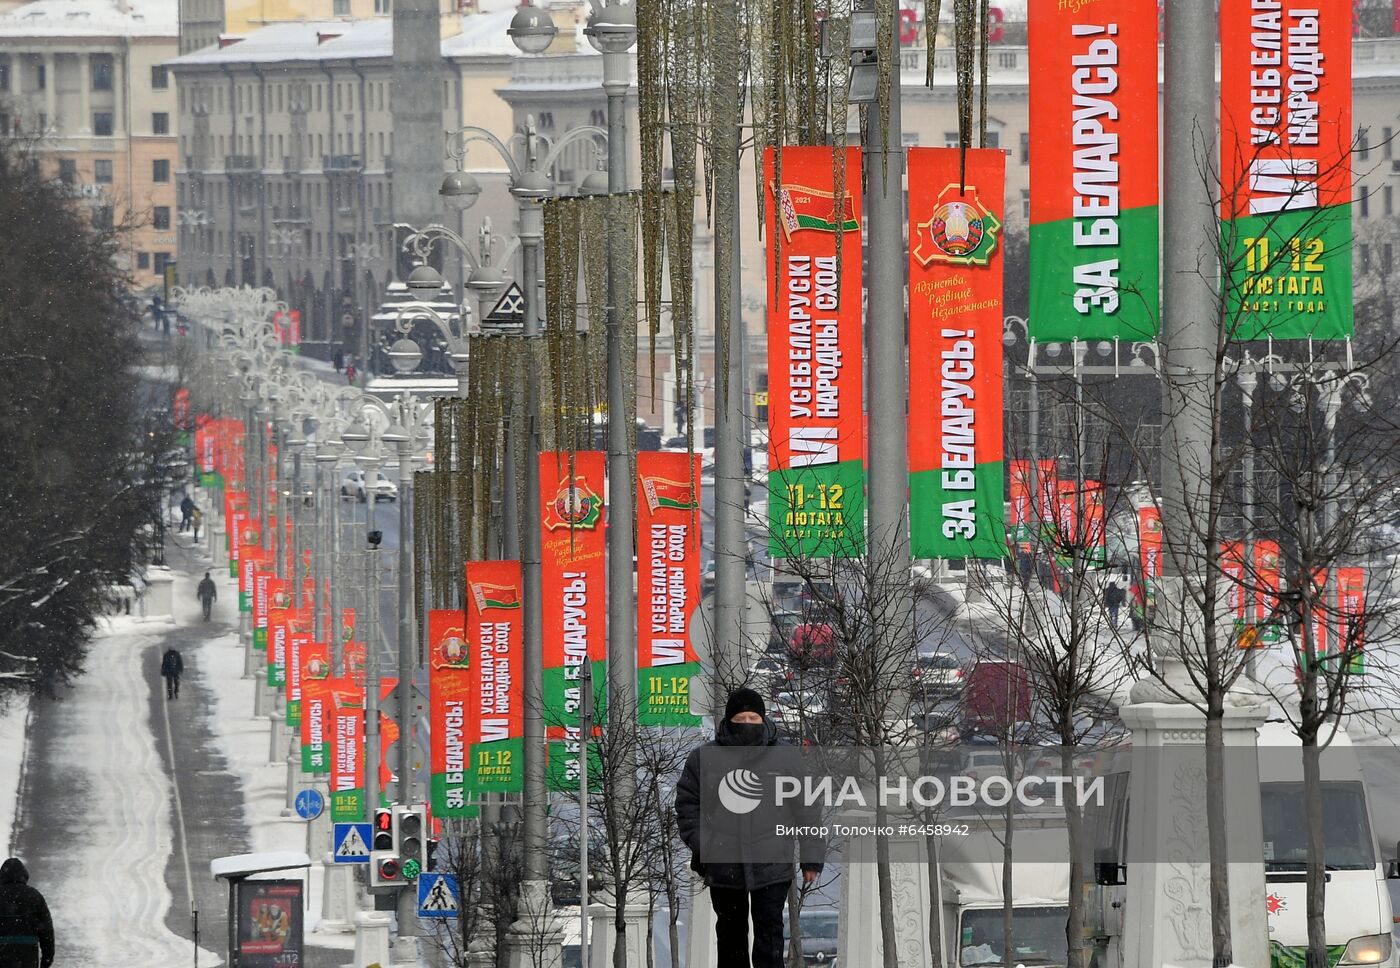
(0, 858, 53, 968)
(675, 688, 825, 968)
(161, 647, 184, 699)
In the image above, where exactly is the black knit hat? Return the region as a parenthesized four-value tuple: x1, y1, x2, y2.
(724, 687, 766, 721)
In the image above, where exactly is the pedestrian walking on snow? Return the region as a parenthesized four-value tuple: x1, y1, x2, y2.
(0, 857, 54, 968)
(1104, 580, 1126, 628)
(160, 647, 184, 699)
(197, 571, 217, 622)
(191, 506, 203, 542)
(345, 361, 357, 385)
(333, 347, 344, 373)
(674, 688, 825, 968)
(179, 494, 195, 533)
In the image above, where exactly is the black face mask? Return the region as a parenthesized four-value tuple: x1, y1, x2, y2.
(728, 721, 767, 746)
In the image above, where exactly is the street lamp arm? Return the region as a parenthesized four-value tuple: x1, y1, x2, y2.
(399, 223, 482, 273)
(539, 125, 609, 173)
(389, 304, 469, 356)
(445, 126, 525, 179)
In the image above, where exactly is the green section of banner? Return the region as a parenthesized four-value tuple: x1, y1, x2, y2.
(470, 736, 524, 794)
(910, 461, 1006, 559)
(542, 659, 607, 734)
(639, 661, 702, 726)
(267, 656, 285, 688)
(253, 628, 266, 650)
(239, 590, 249, 609)
(331, 788, 363, 822)
(1029, 205, 1160, 341)
(1225, 205, 1352, 340)
(286, 699, 301, 728)
(767, 459, 866, 558)
(301, 738, 328, 774)
(545, 739, 604, 794)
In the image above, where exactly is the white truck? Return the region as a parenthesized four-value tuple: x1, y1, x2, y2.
(939, 818, 1073, 967)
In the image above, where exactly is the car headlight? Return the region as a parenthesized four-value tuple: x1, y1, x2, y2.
(1339, 933, 1392, 965)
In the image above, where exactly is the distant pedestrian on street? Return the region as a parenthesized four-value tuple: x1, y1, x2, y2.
(179, 494, 195, 532)
(191, 507, 203, 542)
(333, 348, 344, 373)
(1104, 580, 1126, 628)
(345, 361, 357, 385)
(197, 571, 217, 622)
(0, 857, 54, 968)
(161, 647, 184, 699)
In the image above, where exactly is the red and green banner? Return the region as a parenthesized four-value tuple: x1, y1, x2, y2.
(539, 451, 606, 793)
(231, 512, 250, 584)
(266, 601, 292, 688)
(465, 562, 523, 794)
(1221, 542, 1250, 639)
(299, 643, 332, 773)
(1337, 567, 1365, 674)
(328, 679, 365, 821)
(339, 608, 356, 649)
(466, 561, 525, 796)
(1254, 539, 1283, 644)
(429, 608, 474, 817)
(1222, 0, 1352, 339)
(908, 147, 1006, 559)
(284, 630, 312, 726)
(343, 640, 366, 681)
(1028, 0, 1159, 340)
(253, 570, 281, 651)
(636, 452, 702, 726)
(764, 146, 866, 558)
(1009, 460, 1033, 547)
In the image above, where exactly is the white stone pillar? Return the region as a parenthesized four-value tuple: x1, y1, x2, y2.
(586, 890, 651, 968)
(144, 567, 175, 621)
(504, 880, 564, 968)
(836, 821, 934, 965)
(353, 910, 392, 968)
(1118, 696, 1269, 968)
(684, 875, 714, 968)
(78, 53, 91, 134)
(318, 851, 357, 933)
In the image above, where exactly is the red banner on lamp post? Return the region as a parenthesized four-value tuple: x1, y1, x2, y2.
(636, 451, 701, 726)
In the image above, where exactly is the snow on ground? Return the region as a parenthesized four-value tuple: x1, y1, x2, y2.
(42, 612, 221, 967)
(186, 561, 354, 950)
(0, 693, 29, 852)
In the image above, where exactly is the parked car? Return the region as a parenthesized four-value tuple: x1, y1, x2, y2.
(788, 621, 836, 665)
(769, 609, 804, 654)
(747, 655, 791, 689)
(342, 469, 398, 502)
(785, 907, 839, 966)
(912, 650, 964, 696)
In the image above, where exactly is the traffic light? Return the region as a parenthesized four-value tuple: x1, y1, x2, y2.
(394, 805, 428, 880)
(370, 807, 401, 889)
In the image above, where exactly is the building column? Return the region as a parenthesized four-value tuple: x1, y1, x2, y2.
(78, 53, 91, 134)
(43, 53, 56, 133)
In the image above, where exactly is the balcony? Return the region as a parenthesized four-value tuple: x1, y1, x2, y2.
(272, 204, 309, 224)
(225, 154, 259, 171)
(323, 154, 362, 172)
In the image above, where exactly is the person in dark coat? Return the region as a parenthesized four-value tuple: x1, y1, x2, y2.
(179, 494, 195, 533)
(333, 347, 345, 373)
(1104, 580, 1127, 628)
(675, 688, 825, 968)
(0, 857, 54, 968)
(197, 572, 217, 621)
(161, 647, 184, 699)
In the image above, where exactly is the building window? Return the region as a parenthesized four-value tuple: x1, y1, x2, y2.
(1385, 244, 1394, 275)
(1386, 185, 1394, 217)
(151, 66, 169, 90)
(1360, 190, 1369, 219)
(93, 112, 114, 136)
(1019, 131, 1030, 165)
(95, 158, 113, 183)
(1360, 243, 1371, 274)
(537, 111, 555, 130)
(0, 62, 8, 92)
(35, 63, 45, 90)
(58, 158, 76, 184)
(375, 0, 390, 13)
(334, 0, 350, 15)
(91, 55, 114, 91)
(1021, 189, 1030, 220)
(984, 130, 1001, 149)
(93, 205, 114, 230)
(37, 113, 46, 133)
(1386, 128, 1394, 161)
(138, 252, 151, 269)
(153, 159, 170, 182)
(153, 206, 171, 229)
(943, 131, 959, 148)
(153, 112, 169, 135)
(154, 252, 172, 274)
(1359, 130, 1370, 161)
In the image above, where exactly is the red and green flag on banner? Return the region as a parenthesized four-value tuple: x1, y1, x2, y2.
(465, 562, 523, 794)
(539, 451, 606, 793)
(253, 570, 281, 651)
(299, 643, 332, 773)
(636, 451, 702, 726)
(764, 146, 866, 559)
(1222, 0, 1352, 339)
(328, 677, 398, 822)
(1028, 0, 1160, 340)
(908, 146, 1006, 559)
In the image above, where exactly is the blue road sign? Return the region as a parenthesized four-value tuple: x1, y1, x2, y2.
(294, 788, 324, 821)
(333, 822, 372, 864)
(417, 873, 459, 919)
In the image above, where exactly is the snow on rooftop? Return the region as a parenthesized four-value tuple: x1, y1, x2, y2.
(0, 0, 176, 38)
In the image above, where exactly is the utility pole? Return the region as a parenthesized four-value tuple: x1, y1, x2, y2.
(390, 409, 418, 963)
(865, 10, 911, 651)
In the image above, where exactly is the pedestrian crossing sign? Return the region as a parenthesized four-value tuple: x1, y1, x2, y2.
(333, 822, 372, 864)
(417, 873, 459, 919)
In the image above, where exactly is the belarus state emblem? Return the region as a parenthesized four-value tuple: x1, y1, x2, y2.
(433, 627, 471, 670)
(544, 477, 603, 531)
(912, 183, 1002, 267)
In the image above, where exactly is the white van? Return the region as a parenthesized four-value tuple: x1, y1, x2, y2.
(1088, 722, 1398, 967)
